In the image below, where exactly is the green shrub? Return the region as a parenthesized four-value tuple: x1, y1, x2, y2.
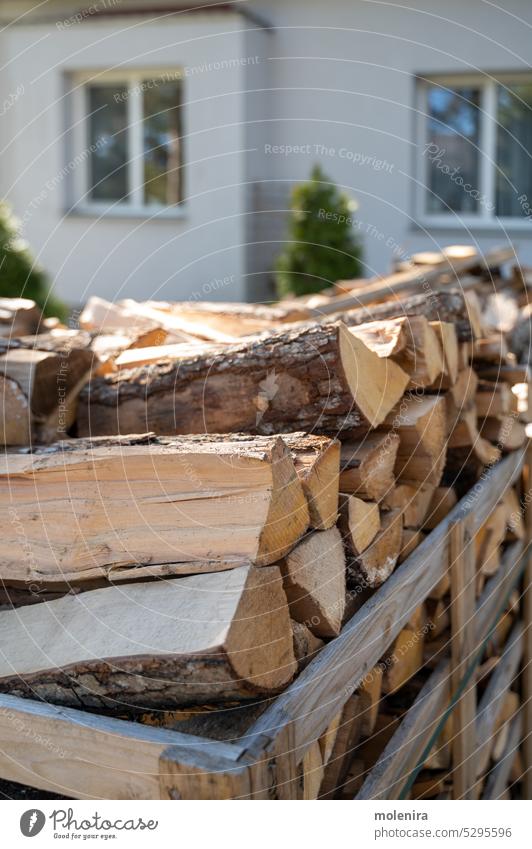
(0, 202, 67, 319)
(275, 164, 363, 298)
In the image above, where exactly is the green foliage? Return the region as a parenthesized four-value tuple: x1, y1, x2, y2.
(0, 202, 67, 319)
(275, 164, 363, 298)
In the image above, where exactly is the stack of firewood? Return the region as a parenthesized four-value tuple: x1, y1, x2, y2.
(0, 244, 529, 761)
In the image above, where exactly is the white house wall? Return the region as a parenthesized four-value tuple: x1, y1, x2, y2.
(0, 12, 257, 304)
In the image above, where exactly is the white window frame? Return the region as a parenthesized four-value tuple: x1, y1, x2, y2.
(69, 69, 185, 219)
(415, 73, 532, 230)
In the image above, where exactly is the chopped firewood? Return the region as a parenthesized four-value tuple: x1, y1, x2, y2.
(0, 564, 297, 708)
(349, 508, 403, 588)
(0, 434, 309, 585)
(399, 528, 425, 563)
(445, 367, 479, 431)
(423, 486, 457, 531)
(382, 617, 426, 694)
(458, 341, 473, 370)
(476, 503, 507, 576)
(0, 345, 96, 444)
(351, 315, 445, 389)
(144, 299, 309, 338)
(480, 415, 527, 452)
(474, 334, 509, 364)
(339, 432, 399, 501)
(282, 433, 340, 529)
(391, 316, 445, 389)
(383, 483, 434, 528)
(383, 394, 447, 487)
(477, 364, 531, 384)
(0, 373, 31, 445)
(430, 321, 459, 386)
(448, 406, 502, 466)
(291, 620, 324, 670)
(425, 598, 450, 637)
(336, 289, 479, 343)
(0, 297, 41, 337)
(319, 694, 363, 798)
(280, 527, 346, 638)
(502, 487, 524, 541)
(338, 494, 380, 555)
(476, 382, 512, 418)
(319, 712, 342, 766)
(357, 665, 384, 737)
(162, 431, 339, 531)
(78, 322, 409, 437)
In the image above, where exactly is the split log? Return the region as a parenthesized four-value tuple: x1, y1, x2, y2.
(319, 694, 363, 798)
(448, 406, 502, 467)
(357, 665, 384, 737)
(280, 528, 346, 638)
(154, 430, 340, 531)
(0, 345, 95, 443)
(0, 434, 309, 585)
(476, 382, 512, 418)
(291, 620, 324, 670)
(0, 374, 31, 445)
(282, 433, 340, 530)
(480, 415, 527, 452)
(383, 483, 434, 529)
(399, 528, 425, 563)
(423, 486, 458, 531)
(339, 432, 399, 501)
(338, 495, 380, 555)
(382, 394, 447, 487)
(348, 508, 403, 588)
(78, 322, 409, 438)
(382, 619, 426, 694)
(430, 321, 459, 386)
(0, 564, 297, 708)
(148, 299, 310, 338)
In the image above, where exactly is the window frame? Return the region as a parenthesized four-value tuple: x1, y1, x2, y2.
(415, 72, 532, 230)
(69, 69, 186, 219)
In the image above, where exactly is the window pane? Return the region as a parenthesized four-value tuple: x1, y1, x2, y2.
(143, 78, 183, 206)
(87, 84, 129, 202)
(425, 85, 481, 214)
(496, 82, 532, 217)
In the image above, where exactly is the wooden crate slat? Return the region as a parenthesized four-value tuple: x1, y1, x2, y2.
(476, 622, 524, 779)
(523, 442, 532, 801)
(241, 451, 525, 763)
(0, 693, 241, 799)
(355, 540, 526, 800)
(449, 516, 477, 799)
(356, 661, 450, 800)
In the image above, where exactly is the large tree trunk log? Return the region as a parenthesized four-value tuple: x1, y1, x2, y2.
(330, 289, 476, 342)
(0, 565, 297, 709)
(77, 322, 409, 438)
(0, 434, 309, 585)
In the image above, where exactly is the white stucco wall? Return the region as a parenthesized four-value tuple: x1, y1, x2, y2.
(246, 0, 532, 280)
(1, 0, 531, 305)
(0, 10, 268, 304)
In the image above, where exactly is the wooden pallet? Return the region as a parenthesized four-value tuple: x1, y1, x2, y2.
(0, 447, 530, 800)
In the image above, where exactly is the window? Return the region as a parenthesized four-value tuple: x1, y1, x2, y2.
(71, 71, 184, 214)
(418, 75, 532, 225)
